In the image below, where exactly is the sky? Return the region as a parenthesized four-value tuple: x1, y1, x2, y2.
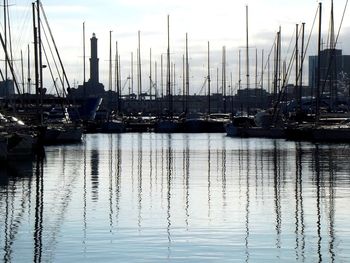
(2, 0, 350, 95)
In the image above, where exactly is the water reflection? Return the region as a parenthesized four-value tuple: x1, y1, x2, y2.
(0, 135, 350, 262)
(90, 147, 99, 202)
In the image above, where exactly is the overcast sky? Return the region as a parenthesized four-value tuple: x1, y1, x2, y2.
(3, 0, 350, 95)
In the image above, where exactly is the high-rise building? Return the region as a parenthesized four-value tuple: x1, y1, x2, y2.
(308, 48, 350, 97)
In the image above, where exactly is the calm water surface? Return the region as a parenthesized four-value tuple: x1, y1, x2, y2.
(1, 133, 350, 262)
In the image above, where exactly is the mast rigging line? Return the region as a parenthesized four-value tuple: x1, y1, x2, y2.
(271, 5, 319, 120)
(257, 34, 277, 89)
(39, 2, 71, 93)
(41, 43, 69, 122)
(40, 16, 66, 96)
(0, 32, 22, 97)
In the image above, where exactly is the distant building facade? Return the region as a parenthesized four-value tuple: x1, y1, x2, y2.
(0, 79, 15, 97)
(309, 48, 350, 100)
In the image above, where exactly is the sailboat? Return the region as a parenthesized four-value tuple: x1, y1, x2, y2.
(32, 0, 83, 144)
(154, 15, 182, 133)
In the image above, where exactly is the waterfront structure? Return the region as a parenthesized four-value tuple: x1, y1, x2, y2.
(69, 33, 105, 98)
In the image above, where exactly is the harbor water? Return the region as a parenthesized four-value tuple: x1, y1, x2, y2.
(1, 133, 350, 262)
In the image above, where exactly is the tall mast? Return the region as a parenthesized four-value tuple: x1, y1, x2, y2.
(131, 52, 134, 96)
(114, 41, 117, 93)
(278, 27, 282, 93)
(167, 15, 172, 117)
(222, 46, 226, 113)
(4, 0, 7, 79)
(261, 49, 264, 90)
(255, 48, 258, 89)
(246, 5, 250, 90)
(255, 48, 258, 108)
(21, 50, 24, 94)
(161, 54, 163, 98)
(149, 48, 152, 100)
(108, 30, 112, 91)
(316, 3, 322, 122)
(230, 72, 233, 113)
(138, 30, 142, 101)
(330, 0, 335, 49)
(295, 24, 299, 111)
(83, 22, 86, 84)
(207, 41, 211, 115)
(268, 52, 270, 94)
(154, 60, 157, 99)
(116, 41, 120, 112)
(83, 22, 86, 101)
(182, 54, 185, 112)
(37, 0, 43, 113)
(239, 50, 242, 112)
(27, 44, 31, 94)
(129, 52, 134, 95)
(185, 32, 189, 113)
(32, 2, 40, 122)
(299, 23, 305, 109)
(239, 50, 241, 91)
(216, 67, 219, 111)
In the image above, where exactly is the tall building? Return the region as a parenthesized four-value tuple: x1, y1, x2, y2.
(309, 48, 350, 98)
(308, 1, 350, 103)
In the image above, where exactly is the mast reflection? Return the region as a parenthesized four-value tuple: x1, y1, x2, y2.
(245, 140, 250, 263)
(33, 154, 44, 263)
(137, 133, 143, 230)
(294, 142, 305, 261)
(166, 133, 173, 257)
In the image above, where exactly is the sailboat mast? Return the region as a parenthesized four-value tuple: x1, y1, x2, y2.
(21, 50, 24, 94)
(161, 54, 163, 98)
(32, 2, 39, 121)
(83, 22, 86, 84)
(185, 32, 189, 113)
(149, 48, 152, 100)
(295, 24, 300, 111)
(239, 49, 243, 114)
(299, 23, 305, 106)
(138, 30, 142, 101)
(207, 41, 211, 115)
(316, 3, 322, 122)
(167, 15, 172, 117)
(36, 0, 43, 111)
(4, 0, 7, 79)
(116, 41, 121, 112)
(255, 48, 258, 89)
(154, 60, 157, 99)
(27, 44, 31, 94)
(131, 52, 134, 96)
(109, 30, 112, 92)
(182, 54, 185, 112)
(222, 46, 226, 113)
(246, 5, 250, 90)
(261, 49, 264, 90)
